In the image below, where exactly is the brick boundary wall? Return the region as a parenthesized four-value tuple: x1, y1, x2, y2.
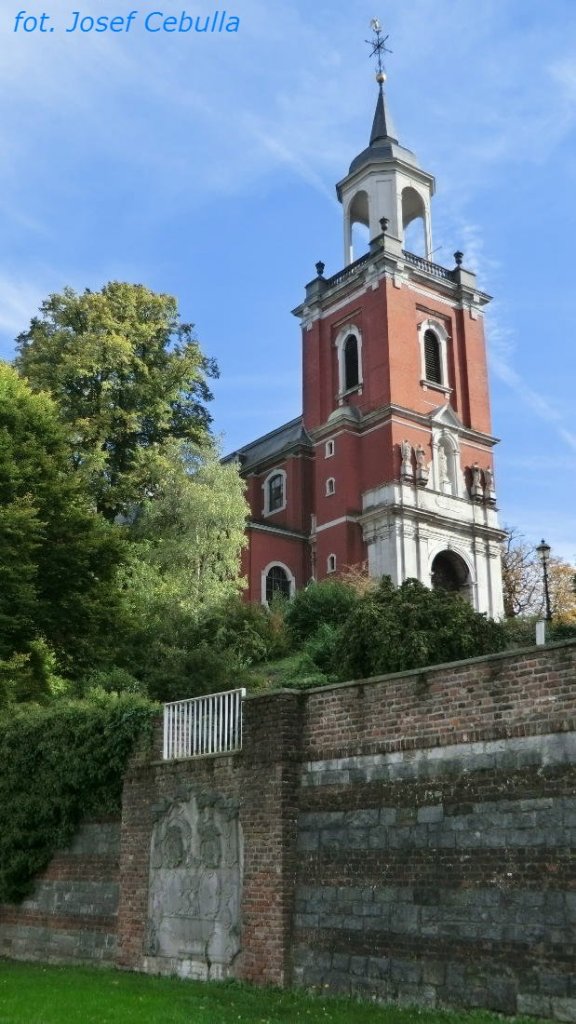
(1, 640, 575, 1020)
(0, 821, 120, 965)
(116, 690, 304, 987)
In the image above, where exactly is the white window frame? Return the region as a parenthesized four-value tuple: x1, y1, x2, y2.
(327, 554, 337, 574)
(260, 561, 296, 605)
(325, 439, 335, 458)
(325, 477, 336, 496)
(418, 318, 451, 394)
(334, 323, 363, 399)
(262, 467, 287, 517)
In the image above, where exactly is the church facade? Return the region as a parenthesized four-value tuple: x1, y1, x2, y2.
(225, 73, 505, 618)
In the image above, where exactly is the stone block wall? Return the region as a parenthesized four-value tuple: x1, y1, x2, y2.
(293, 641, 576, 1018)
(0, 821, 120, 964)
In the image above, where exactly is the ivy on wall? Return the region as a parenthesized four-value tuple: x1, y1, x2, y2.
(0, 694, 157, 903)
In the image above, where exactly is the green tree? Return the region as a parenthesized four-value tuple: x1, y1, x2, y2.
(0, 363, 126, 689)
(118, 442, 248, 700)
(337, 577, 507, 680)
(15, 283, 217, 519)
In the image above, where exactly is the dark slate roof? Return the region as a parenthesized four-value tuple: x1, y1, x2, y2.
(348, 84, 419, 176)
(223, 416, 313, 472)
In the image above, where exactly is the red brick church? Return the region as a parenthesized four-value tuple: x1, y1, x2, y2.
(225, 46, 504, 618)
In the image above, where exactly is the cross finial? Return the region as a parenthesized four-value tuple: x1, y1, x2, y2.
(365, 17, 392, 84)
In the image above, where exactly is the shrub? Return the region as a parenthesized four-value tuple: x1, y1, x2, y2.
(337, 577, 507, 680)
(285, 580, 358, 644)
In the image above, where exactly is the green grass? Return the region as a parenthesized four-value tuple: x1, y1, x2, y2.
(0, 962, 539, 1024)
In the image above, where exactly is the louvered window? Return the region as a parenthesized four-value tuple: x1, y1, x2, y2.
(424, 330, 442, 384)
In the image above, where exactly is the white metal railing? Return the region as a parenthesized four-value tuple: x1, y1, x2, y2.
(163, 688, 246, 760)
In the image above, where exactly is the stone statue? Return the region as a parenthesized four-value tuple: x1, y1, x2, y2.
(400, 439, 413, 480)
(470, 462, 483, 502)
(415, 444, 429, 487)
(437, 445, 449, 485)
(484, 465, 496, 504)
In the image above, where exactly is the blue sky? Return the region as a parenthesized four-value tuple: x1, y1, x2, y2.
(1, 0, 575, 561)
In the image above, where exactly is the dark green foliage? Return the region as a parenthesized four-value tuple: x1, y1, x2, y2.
(0, 364, 127, 683)
(285, 580, 358, 643)
(302, 622, 341, 677)
(135, 598, 290, 703)
(337, 577, 507, 680)
(0, 694, 156, 902)
(194, 597, 290, 664)
(142, 641, 250, 704)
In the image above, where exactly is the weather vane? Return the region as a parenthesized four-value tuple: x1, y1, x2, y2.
(365, 17, 392, 83)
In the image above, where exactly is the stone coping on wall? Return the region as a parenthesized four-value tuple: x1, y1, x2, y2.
(242, 638, 576, 701)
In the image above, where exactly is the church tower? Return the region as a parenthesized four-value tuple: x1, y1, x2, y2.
(292, 21, 504, 617)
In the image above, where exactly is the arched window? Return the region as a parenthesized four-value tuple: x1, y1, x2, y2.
(424, 330, 442, 384)
(265, 565, 291, 603)
(262, 468, 287, 516)
(418, 319, 451, 393)
(327, 554, 337, 574)
(344, 335, 359, 390)
(325, 477, 335, 496)
(335, 324, 363, 399)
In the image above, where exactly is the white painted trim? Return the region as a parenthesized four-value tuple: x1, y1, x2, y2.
(325, 439, 335, 458)
(260, 561, 296, 605)
(418, 318, 450, 390)
(334, 323, 363, 397)
(261, 467, 287, 517)
(325, 477, 336, 496)
(327, 554, 337, 574)
(315, 515, 358, 534)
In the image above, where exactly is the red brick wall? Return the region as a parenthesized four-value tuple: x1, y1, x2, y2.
(301, 641, 576, 761)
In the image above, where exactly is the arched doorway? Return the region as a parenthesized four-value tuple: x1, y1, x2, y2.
(431, 550, 472, 601)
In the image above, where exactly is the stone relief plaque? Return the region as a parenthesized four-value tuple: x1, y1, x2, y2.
(147, 788, 242, 977)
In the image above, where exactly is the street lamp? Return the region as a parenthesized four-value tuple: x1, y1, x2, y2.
(536, 539, 552, 622)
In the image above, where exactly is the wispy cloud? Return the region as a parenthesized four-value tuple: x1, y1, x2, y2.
(487, 312, 576, 454)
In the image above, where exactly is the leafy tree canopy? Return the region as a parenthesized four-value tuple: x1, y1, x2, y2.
(116, 442, 248, 700)
(15, 282, 218, 519)
(0, 363, 126, 689)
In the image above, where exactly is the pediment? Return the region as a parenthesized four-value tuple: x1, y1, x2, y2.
(429, 403, 464, 431)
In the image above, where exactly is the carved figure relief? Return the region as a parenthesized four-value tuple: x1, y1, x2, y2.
(470, 462, 483, 503)
(484, 466, 497, 505)
(415, 444, 429, 487)
(400, 439, 413, 480)
(147, 789, 242, 977)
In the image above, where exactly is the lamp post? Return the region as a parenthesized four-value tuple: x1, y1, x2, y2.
(536, 539, 552, 622)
